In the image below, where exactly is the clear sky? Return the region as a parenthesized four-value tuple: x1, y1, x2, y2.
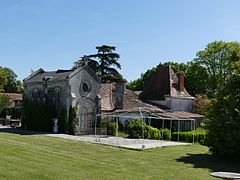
(1, 0, 240, 81)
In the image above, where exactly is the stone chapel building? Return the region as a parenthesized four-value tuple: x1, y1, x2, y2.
(23, 65, 101, 134)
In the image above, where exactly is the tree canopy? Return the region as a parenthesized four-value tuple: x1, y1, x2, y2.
(0, 67, 8, 92)
(127, 41, 240, 97)
(0, 67, 23, 93)
(74, 45, 123, 83)
(194, 41, 240, 96)
(206, 60, 240, 157)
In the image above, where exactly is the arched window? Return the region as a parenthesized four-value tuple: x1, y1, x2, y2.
(32, 88, 39, 103)
(53, 87, 61, 115)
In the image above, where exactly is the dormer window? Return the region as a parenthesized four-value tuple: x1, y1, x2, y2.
(43, 76, 53, 81)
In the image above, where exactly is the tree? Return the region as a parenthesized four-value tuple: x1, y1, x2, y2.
(192, 94, 211, 115)
(68, 106, 77, 135)
(127, 62, 189, 92)
(0, 67, 8, 92)
(205, 43, 240, 157)
(3, 67, 24, 93)
(0, 94, 10, 116)
(75, 45, 123, 83)
(184, 61, 209, 96)
(206, 62, 240, 157)
(194, 41, 240, 96)
(127, 66, 158, 91)
(74, 55, 99, 73)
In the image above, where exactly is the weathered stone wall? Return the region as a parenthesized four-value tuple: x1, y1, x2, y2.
(69, 66, 101, 134)
(24, 80, 70, 112)
(24, 66, 101, 134)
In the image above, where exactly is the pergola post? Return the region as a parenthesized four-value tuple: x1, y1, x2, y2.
(169, 119, 172, 141)
(116, 116, 119, 138)
(177, 120, 180, 142)
(161, 119, 165, 140)
(95, 114, 97, 138)
(193, 119, 195, 144)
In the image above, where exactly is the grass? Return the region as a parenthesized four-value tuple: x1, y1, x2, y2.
(0, 131, 239, 180)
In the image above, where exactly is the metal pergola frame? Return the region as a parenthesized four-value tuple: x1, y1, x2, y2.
(95, 110, 196, 144)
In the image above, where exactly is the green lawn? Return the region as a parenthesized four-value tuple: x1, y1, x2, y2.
(0, 131, 239, 180)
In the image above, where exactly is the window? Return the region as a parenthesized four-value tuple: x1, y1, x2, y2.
(54, 87, 61, 114)
(80, 81, 91, 96)
(32, 88, 39, 102)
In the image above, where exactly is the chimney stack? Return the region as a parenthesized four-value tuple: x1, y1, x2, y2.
(112, 83, 124, 109)
(178, 73, 185, 92)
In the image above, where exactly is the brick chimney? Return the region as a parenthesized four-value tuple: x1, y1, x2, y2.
(112, 83, 124, 109)
(178, 73, 185, 92)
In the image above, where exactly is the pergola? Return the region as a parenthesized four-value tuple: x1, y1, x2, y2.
(95, 108, 196, 144)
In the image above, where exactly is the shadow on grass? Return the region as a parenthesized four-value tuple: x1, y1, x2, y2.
(0, 126, 49, 135)
(176, 153, 240, 173)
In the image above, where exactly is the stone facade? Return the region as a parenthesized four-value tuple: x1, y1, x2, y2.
(23, 65, 101, 134)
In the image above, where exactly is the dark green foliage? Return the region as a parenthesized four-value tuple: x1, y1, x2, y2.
(185, 61, 209, 96)
(172, 130, 206, 144)
(127, 119, 143, 138)
(100, 118, 116, 136)
(160, 128, 171, 140)
(21, 100, 54, 132)
(1, 67, 23, 93)
(74, 45, 123, 83)
(127, 119, 161, 140)
(206, 67, 240, 157)
(126, 66, 158, 91)
(58, 108, 67, 133)
(0, 94, 10, 115)
(68, 106, 77, 135)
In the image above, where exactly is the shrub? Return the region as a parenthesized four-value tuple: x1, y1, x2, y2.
(58, 108, 67, 133)
(171, 130, 206, 144)
(127, 119, 143, 138)
(160, 128, 171, 140)
(127, 119, 161, 140)
(21, 99, 54, 132)
(145, 125, 161, 140)
(68, 106, 77, 135)
(100, 118, 116, 136)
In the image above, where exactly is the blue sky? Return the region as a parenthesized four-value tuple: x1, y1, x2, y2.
(1, 0, 240, 81)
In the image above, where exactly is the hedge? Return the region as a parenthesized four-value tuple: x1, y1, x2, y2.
(171, 130, 206, 144)
(58, 108, 67, 133)
(21, 100, 54, 132)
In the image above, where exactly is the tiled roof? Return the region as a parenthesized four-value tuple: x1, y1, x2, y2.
(100, 84, 163, 113)
(1, 93, 23, 101)
(154, 111, 205, 119)
(24, 69, 74, 83)
(140, 65, 192, 101)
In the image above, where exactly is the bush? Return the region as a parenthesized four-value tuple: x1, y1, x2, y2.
(68, 106, 77, 135)
(160, 128, 171, 140)
(58, 108, 67, 133)
(127, 119, 161, 140)
(100, 118, 116, 136)
(127, 119, 143, 138)
(145, 125, 161, 140)
(21, 99, 54, 132)
(171, 130, 206, 144)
